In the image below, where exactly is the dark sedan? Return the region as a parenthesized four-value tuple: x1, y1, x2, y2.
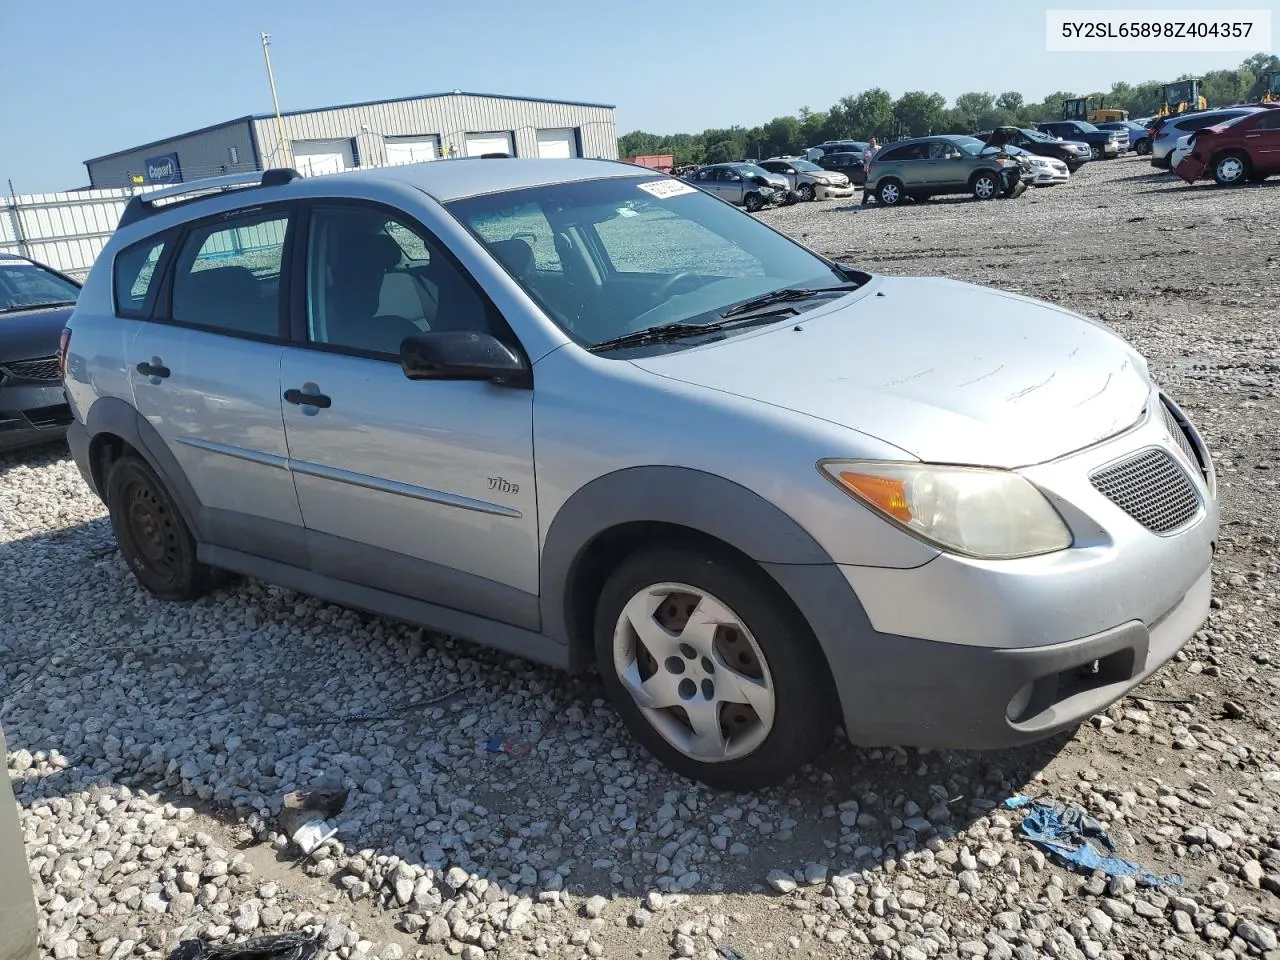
(977, 127, 1091, 172)
(814, 151, 868, 184)
(0, 253, 80, 453)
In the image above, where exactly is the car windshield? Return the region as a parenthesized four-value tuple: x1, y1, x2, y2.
(790, 160, 823, 172)
(1023, 128, 1054, 141)
(1071, 121, 1100, 133)
(447, 176, 852, 350)
(0, 261, 80, 313)
(734, 164, 771, 178)
(953, 137, 988, 155)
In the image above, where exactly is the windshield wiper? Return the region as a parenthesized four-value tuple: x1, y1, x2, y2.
(718, 283, 858, 320)
(587, 313, 796, 353)
(0, 300, 76, 314)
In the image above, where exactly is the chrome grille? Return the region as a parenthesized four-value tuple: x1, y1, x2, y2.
(2, 356, 61, 382)
(1091, 449, 1200, 534)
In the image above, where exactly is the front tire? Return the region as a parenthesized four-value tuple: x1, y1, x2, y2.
(797, 183, 816, 202)
(1213, 152, 1249, 187)
(594, 546, 837, 791)
(106, 455, 221, 601)
(972, 171, 999, 200)
(1089, 145, 1103, 161)
(1134, 137, 1151, 155)
(744, 192, 764, 213)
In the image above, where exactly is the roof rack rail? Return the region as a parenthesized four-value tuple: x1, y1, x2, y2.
(117, 167, 302, 229)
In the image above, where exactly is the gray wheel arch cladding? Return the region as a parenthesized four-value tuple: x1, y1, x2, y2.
(538, 464, 855, 663)
(83, 396, 206, 540)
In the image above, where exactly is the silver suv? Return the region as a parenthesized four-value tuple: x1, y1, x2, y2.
(62, 160, 1218, 790)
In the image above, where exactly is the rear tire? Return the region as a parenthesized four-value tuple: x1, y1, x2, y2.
(1134, 137, 1151, 155)
(1212, 152, 1249, 187)
(876, 179, 904, 206)
(106, 455, 222, 601)
(594, 545, 837, 791)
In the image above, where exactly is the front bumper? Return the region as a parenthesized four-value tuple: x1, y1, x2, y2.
(767, 392, 1218, 749)
(815, 182, 856, 200)
(1029, 167, 1070, 185)
(0, 382, 71, 451)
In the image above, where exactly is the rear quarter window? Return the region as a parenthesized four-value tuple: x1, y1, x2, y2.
(113, 237, 167, 317)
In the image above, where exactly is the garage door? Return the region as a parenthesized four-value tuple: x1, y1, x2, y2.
(536, 128, 578, 159)
(385, 136, 438, 165)
(464, 133, 514, 157)
(291, 139, 355, 176)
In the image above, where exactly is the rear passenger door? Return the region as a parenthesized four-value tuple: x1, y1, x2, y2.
(126, 206, 307, 566)
(1249, 111, 1280, 173)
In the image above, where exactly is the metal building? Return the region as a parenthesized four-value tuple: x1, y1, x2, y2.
(84, 91, 617, 188)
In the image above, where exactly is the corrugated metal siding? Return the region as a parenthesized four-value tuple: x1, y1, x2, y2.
(1, 188, 130, 279)
(86, 120, 259, 189)
(252, 94, 617, 167)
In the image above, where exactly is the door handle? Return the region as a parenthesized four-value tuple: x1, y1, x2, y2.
(135, 358, 170, 379)
(284, 387, 332, 409)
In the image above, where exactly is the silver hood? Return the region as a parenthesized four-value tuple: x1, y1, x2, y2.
(630, 276, 1151, 468)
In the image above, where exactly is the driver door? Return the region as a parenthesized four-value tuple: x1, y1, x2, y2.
(715, 167, 746, 204)
(927, 141, 969, 189)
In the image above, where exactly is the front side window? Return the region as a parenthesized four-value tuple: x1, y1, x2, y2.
(0, 260, 80, 312)
(113, 238, 166, 316)
(169, 212, 287, 337)
(447, 176, 848, 348)
(305, 205, 494, 356)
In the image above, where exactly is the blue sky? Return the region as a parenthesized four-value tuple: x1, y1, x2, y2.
(2, 0, 1276, 192)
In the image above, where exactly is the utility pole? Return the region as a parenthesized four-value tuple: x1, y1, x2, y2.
(261, 32, 290, 169)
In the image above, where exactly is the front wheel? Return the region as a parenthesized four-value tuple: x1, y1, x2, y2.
(972, 171, 999, 200)
(797, 183, 816, 202)
(1213, 152, 1249, 186)
(594, 546, 837, 791)
(744, 192, 764, 213)
(1089, 145, 1103, 161)
(106, 455, 224, 601)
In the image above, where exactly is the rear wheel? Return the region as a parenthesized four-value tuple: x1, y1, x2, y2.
(594, 546, 837, 791)
(1213, 152, 1249, 186)
(971, 171, 999, 200)
(1134, 137, 1151, 155)
(106, 455, 221, 601)
(876, 179, 904, 206)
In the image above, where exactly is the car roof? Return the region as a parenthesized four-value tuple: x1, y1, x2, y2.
(335, 157, 653, 202)
(0, 252, 30, 262)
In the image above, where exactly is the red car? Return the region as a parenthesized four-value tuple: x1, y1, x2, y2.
(1176, 105, 1280, 186)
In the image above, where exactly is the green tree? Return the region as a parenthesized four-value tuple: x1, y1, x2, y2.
(703, 139, 739, 164)
(845, 88, 895, 141)
(893, 91, 946, 137)
(951, 91, 996, 131)
(995, 91, 1024, 112)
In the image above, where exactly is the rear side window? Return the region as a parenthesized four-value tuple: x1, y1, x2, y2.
(1255, 113, 1280, 131)
(113, 238, 166, 317)
(168, 212, 288, 338)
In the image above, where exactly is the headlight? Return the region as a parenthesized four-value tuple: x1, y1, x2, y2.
(818, 460, 1073, 559)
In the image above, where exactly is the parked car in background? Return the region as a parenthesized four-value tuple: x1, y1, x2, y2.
(1176, 107, 1280, 186)
(757, 157, 856, 201)
(1, 252, 81, 453)
(1150, 107, 1266, 168)
(805, 140, 870, 163)
(1, 723, 39, 960)
(63, 160, 1218, 790)
(1095, 120, 1153, 154)
(1170, 135, 1195, 172)
(863, 135, 1028, 206)
(814, 151, 868, 184)
(685, 163, 790, 210)
(1035, 120, 1127, 160)
(978, 127, 1091, 171)
(999, 144, 1070, 186)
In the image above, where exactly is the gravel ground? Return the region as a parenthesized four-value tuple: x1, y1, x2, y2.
(4, 155, 1280, 960)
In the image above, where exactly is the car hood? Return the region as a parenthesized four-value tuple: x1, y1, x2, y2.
(0, 304, 73, 362)
(629, 276, 1151, 468)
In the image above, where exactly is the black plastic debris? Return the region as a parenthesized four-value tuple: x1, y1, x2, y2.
(168, 932, 323, 960)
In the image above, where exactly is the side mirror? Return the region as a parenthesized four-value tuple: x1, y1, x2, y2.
(400, 331, 530, 387)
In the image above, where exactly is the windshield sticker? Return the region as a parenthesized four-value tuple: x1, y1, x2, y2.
(637, 179, 697, 199)
(615, 207, 639, 217)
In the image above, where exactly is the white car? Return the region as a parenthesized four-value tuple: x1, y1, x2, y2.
(1170, 134, 1194, 173)
(1021, 153, 1071, 186)
(757, 157, 856, 201)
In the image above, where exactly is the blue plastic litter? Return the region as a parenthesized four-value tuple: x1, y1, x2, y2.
(1010, 798, 1182, 888)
